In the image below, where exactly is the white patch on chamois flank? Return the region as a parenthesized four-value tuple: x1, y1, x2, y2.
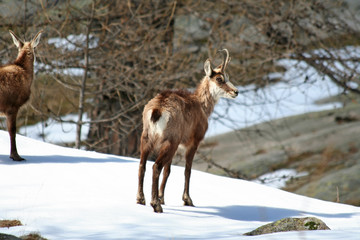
(147, 109, 170, 137)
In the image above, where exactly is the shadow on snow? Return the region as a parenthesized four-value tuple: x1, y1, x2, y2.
(0, 154, 137, 165)
(166, 205, 357, 222)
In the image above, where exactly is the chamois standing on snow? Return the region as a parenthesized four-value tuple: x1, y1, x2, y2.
(136, 49, 239, 213)
(0, 30, 43, 161)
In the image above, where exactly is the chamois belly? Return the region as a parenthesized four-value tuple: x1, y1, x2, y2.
(0, 90, 30, 113)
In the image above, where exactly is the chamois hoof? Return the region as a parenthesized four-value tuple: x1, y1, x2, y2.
(10, 154, 25, 161)
(183, 199, 195, 207)
(136, 197, 146, 205)
(151, 202, 163, 213)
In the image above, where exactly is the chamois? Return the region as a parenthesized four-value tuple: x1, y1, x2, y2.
(136, 49, 239, 213)
(0, 30, 43, 161)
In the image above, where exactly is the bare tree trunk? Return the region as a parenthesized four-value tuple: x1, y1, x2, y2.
(75, 1, 95, 149)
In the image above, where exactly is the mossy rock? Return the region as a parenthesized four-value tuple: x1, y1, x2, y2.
(244, 217, 330, 236)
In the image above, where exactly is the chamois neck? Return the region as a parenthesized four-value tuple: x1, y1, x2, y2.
(194, 77, 216, 117)
(14, 49, 35, 75)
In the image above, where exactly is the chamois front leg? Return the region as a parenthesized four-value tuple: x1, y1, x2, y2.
(6, 111, 24, 161)
(183, 144, 198, 207)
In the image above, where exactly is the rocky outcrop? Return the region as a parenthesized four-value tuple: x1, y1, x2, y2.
(295, 165, 360, 206)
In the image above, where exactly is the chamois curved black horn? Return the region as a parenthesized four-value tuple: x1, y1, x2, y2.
(220, 49, 229, 73)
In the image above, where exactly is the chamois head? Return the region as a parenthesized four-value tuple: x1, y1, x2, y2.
(9, 30, 43, 63)
(204, 49, 239, 100)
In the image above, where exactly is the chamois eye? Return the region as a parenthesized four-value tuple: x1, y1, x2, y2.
(216, 76, 224, 83)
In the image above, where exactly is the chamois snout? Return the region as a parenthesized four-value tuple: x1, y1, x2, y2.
(232, 88, 239, 98)
(226, 81, 239, 98)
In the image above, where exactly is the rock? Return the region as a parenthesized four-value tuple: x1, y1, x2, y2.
(295, 164, 360, 206)
(244, 217, 330, 236)
(173, 14, 210, 53)
(0, 233, 22, 240)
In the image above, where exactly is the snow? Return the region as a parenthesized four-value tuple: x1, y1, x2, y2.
(19, 114, 90, 145)
(36, 34, 99, 76)
(253, 169, 309, 189)
(48, 34, 99, 52)
(1, 130, 360, 239)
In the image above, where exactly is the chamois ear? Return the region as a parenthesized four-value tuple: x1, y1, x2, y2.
(204, 59, 213, 77)
(9, 30, 23, 49)
(31, 30, 43, 48)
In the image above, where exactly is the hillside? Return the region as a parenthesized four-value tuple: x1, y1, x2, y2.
(1, 130, 360, 239)
(188, 100, 360, 207)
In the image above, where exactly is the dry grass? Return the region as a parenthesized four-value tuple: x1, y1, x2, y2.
(20, 233, 48, 240)
(316, 145, 346, 175)
(17, 73, 82, 127)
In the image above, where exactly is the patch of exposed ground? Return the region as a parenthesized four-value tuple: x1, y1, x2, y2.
(0, 220, 22, 228)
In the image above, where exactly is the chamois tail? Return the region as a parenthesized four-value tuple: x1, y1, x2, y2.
(150, 108, 162, 123)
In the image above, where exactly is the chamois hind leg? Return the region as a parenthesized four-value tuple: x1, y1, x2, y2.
(151, 140, 177, 213)
(182, 144, 199, 207)
(6, 111, 24, 161)
(136, 150, 149, 205)
(136, 134, 151, 205)
(159, 161, 171, 205)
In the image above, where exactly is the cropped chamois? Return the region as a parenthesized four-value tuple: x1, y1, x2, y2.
(0, 30, 43, 161)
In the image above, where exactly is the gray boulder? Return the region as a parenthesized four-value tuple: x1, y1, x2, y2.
(244, 217, 330, 236)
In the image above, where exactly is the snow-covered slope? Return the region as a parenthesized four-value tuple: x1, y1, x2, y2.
(0, 130, 359, 239)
